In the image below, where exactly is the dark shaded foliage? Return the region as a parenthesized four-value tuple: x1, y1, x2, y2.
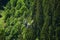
(0, 14, 2, 18)
(0, 0, 10, 10)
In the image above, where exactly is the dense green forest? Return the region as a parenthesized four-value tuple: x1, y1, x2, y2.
(0, 0, 60, 40)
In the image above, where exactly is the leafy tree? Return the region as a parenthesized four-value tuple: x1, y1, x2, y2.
(0, 0, 60, 40)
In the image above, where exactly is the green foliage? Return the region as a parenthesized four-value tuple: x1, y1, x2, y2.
(0, 0, 60, 40)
